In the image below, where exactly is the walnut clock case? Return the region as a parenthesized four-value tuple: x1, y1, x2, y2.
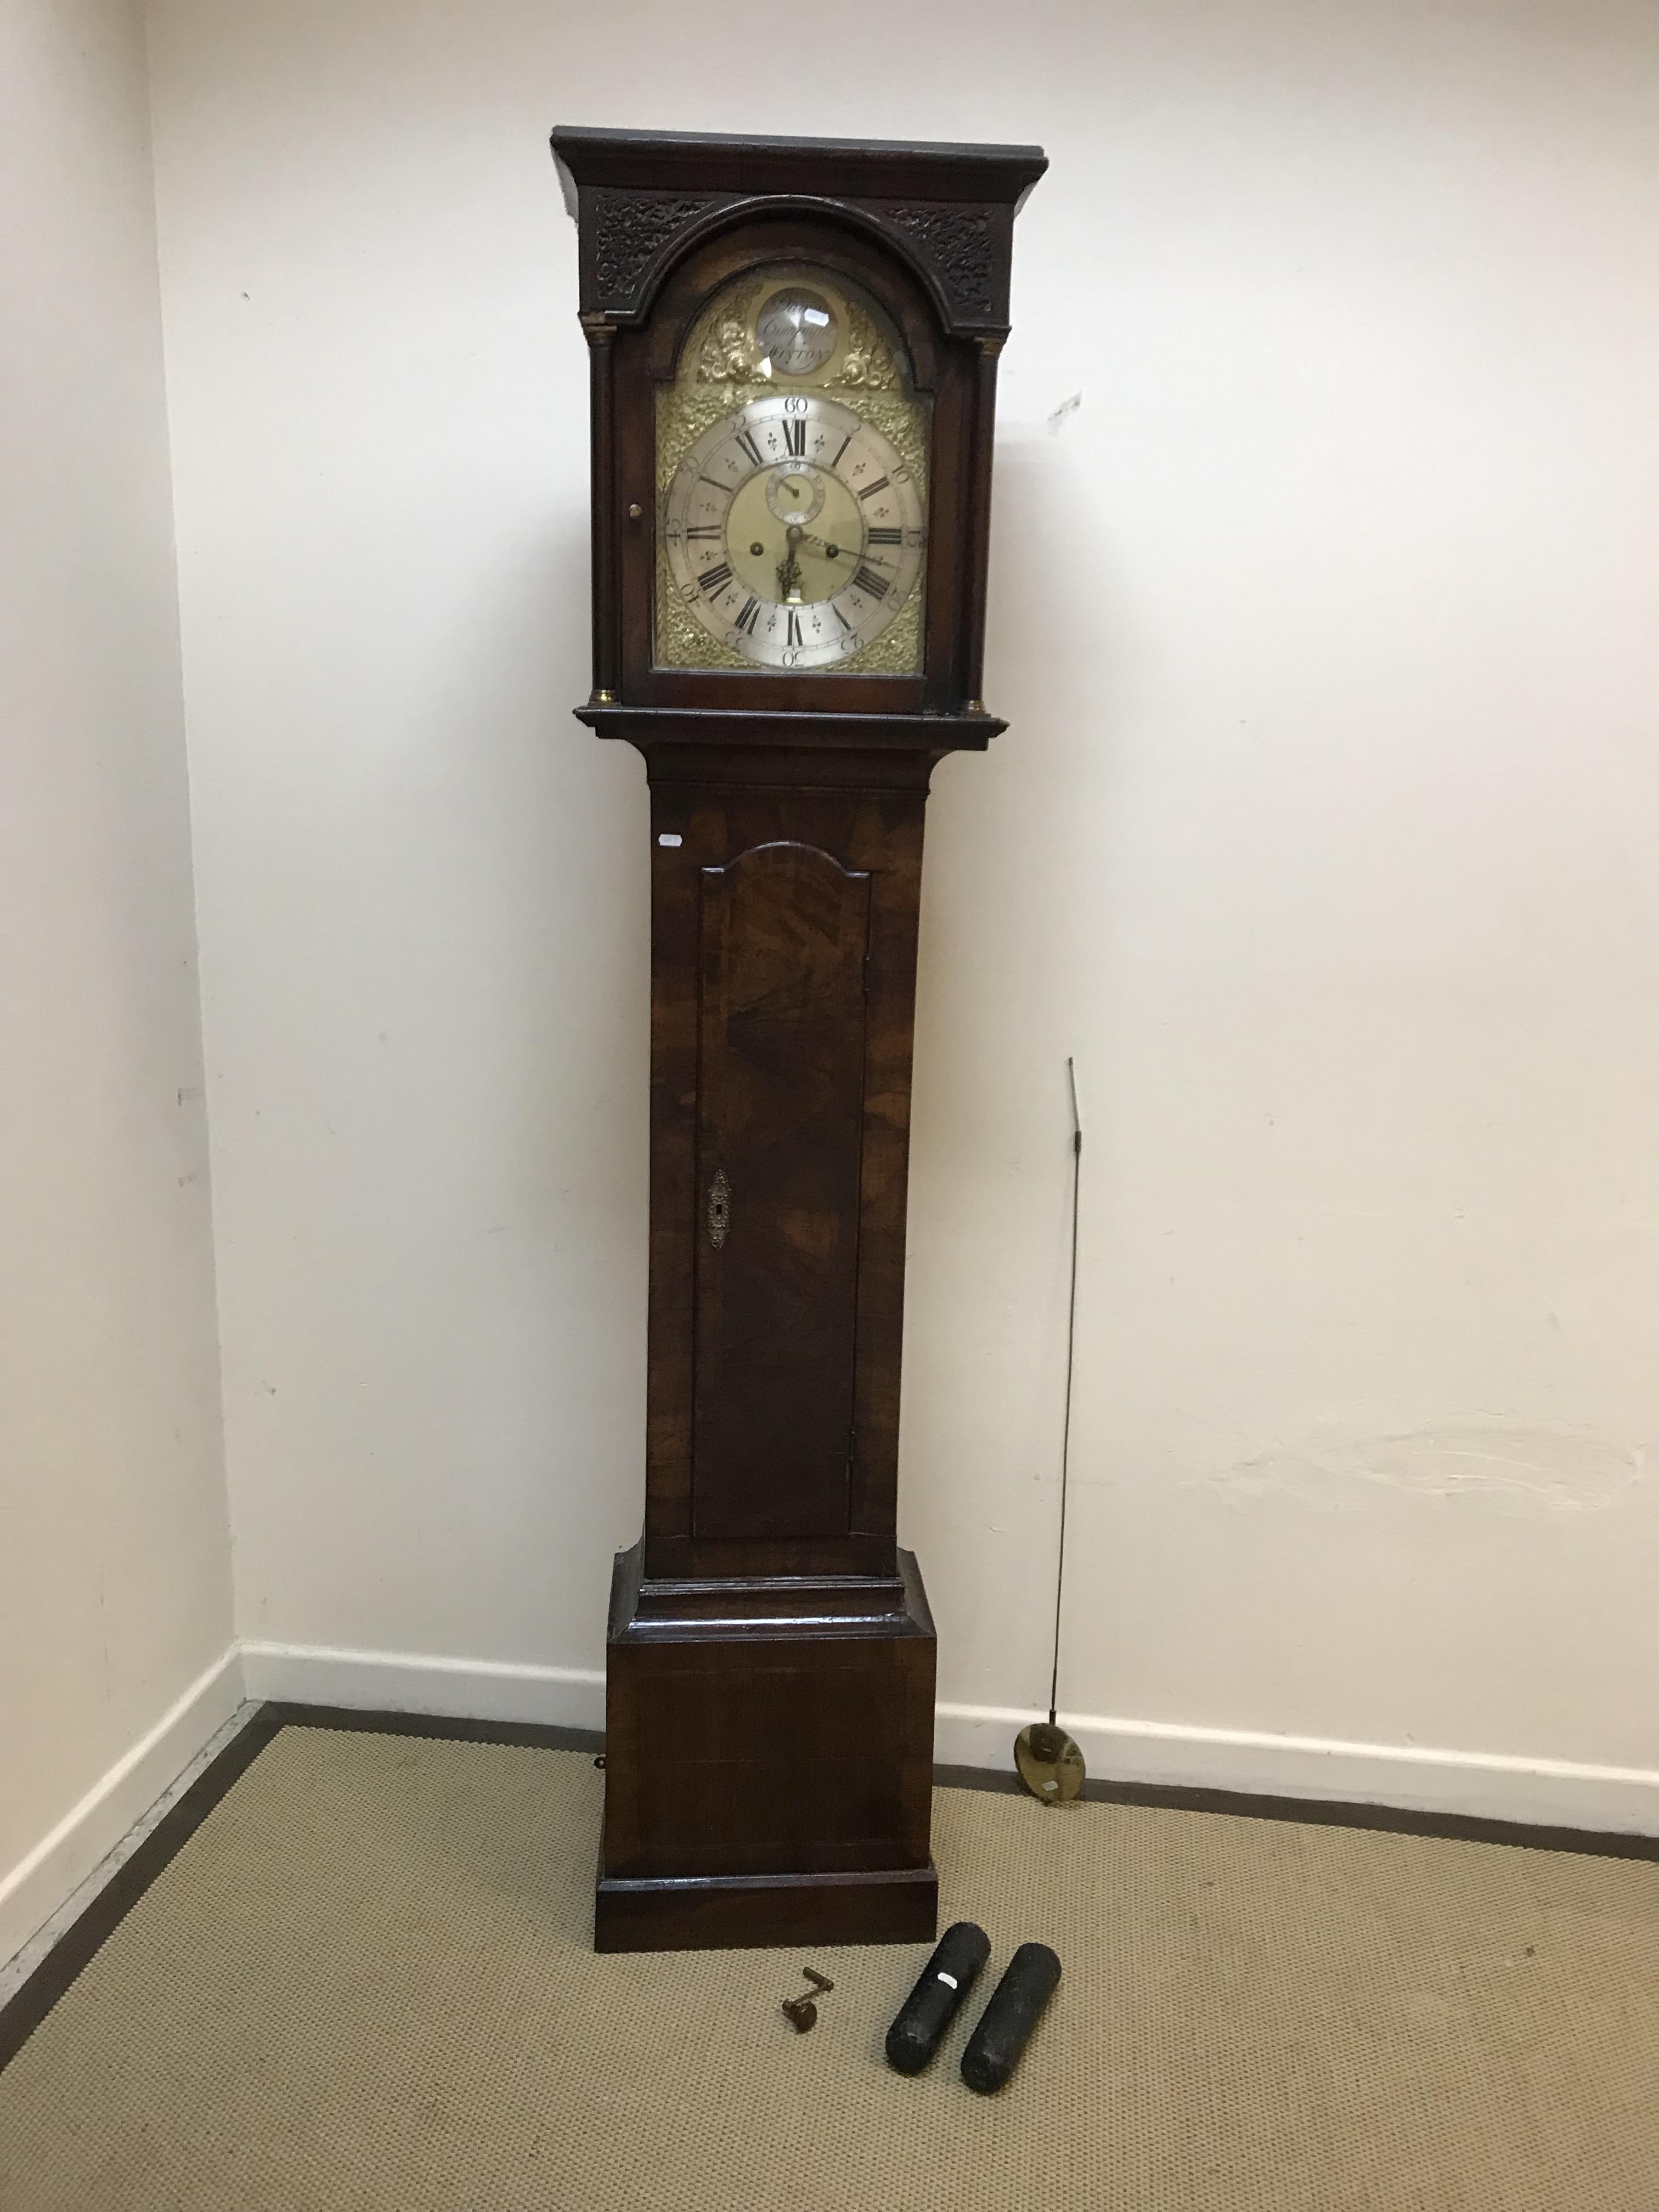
(551, 127, 1045, 1953)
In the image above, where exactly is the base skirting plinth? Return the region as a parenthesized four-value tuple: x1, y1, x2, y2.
(595, 1861, 938, 1953)
(594, 1541, 938, 1954)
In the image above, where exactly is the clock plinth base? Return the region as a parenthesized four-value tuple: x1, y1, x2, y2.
(594, 1861, 939, 1955)
(595, 1541, 938, 1954)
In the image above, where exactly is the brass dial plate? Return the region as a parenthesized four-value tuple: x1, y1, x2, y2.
(654, 264, 929, 676)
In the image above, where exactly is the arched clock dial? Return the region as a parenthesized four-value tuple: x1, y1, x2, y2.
(662, 394, 926, 670)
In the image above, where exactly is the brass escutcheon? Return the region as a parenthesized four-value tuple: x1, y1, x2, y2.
(707, 1169, 731, 1250)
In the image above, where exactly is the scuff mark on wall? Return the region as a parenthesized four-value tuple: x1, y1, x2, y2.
(1207, 1418, 1645, 1517)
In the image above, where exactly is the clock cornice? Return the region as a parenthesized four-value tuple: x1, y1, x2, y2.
(550, 126, 1047, 339)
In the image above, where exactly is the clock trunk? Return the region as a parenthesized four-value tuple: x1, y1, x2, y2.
(690, 839, 871, 1544)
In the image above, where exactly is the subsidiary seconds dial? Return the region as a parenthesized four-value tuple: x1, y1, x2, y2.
(662, 394, 926, 670)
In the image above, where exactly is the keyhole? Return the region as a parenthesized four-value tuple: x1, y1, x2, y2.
(708, 1169, 731, 1250)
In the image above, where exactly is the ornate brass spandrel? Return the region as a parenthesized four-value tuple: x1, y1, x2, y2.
(836, 300, 896, 390)
(838, 580, 921, 676)
(656, 382, 751, 492)
(693, 287, 767, 383)
(847, 391, 927, 487)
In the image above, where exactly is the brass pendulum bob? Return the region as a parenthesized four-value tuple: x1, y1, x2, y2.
(1015, 1718, 1085, 1805)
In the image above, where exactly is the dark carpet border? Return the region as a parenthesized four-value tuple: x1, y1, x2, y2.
(0, 1702, 286, 2076)
(0, 1701, 607, 2076)
(935, 1761, 1659, 1861)
(3, 1700, 1656, 2076)
(266, 1702, 605, 1756)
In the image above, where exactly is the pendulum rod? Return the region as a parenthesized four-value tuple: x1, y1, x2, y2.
(1014, 1058, 1088, 1805)
(1049, 1056, 1082, 1731)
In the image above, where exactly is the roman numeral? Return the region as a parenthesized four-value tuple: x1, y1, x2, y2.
(686, 525, 721, 539)
(699, 476, 730, 495)
(735, 429, 764, 469)
(857, 476, 889, 502)
(698, 562, 733, 597)
(734, 597, 760, 634)
(866, 527, 902, 546)
(832, 604, 854, 633)
(782, 418, 806, 457)
(853, 565, 890, 599)
(830, 435, 851, 469)
(785, 610, 802, 647)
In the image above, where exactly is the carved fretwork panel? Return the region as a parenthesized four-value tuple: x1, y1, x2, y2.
(588, 185, 727, 308)
(869, 201, 1004, 321)
(580, 187, 1014, 333)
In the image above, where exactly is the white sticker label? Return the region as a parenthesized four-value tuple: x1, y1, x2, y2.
(657, 833, 682, 848)
(936, 1971, 958, 1989)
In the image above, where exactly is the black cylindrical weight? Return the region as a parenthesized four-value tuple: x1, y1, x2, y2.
(884, 1921, 992, 2075)
(960, 1941, 1062, 2094)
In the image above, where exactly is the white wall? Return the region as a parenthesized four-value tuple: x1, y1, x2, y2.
(0, 0, 236, 1963)
(147, 0, 1659, 1824)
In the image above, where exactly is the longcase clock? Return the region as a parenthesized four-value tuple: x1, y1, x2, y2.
(550, 127, 1045, 1953)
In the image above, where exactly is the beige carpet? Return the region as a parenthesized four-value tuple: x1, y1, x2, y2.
(2, 1726, 1657, 2211)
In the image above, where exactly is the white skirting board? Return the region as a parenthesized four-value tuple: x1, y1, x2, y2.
(11, 1642, 1659, 1978)
(244, 1640, 1659, 1839)
(0, 1646, 245, 1971)
(934, 1702, 1659, 1837)
(239, 1640, 607, 1732)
